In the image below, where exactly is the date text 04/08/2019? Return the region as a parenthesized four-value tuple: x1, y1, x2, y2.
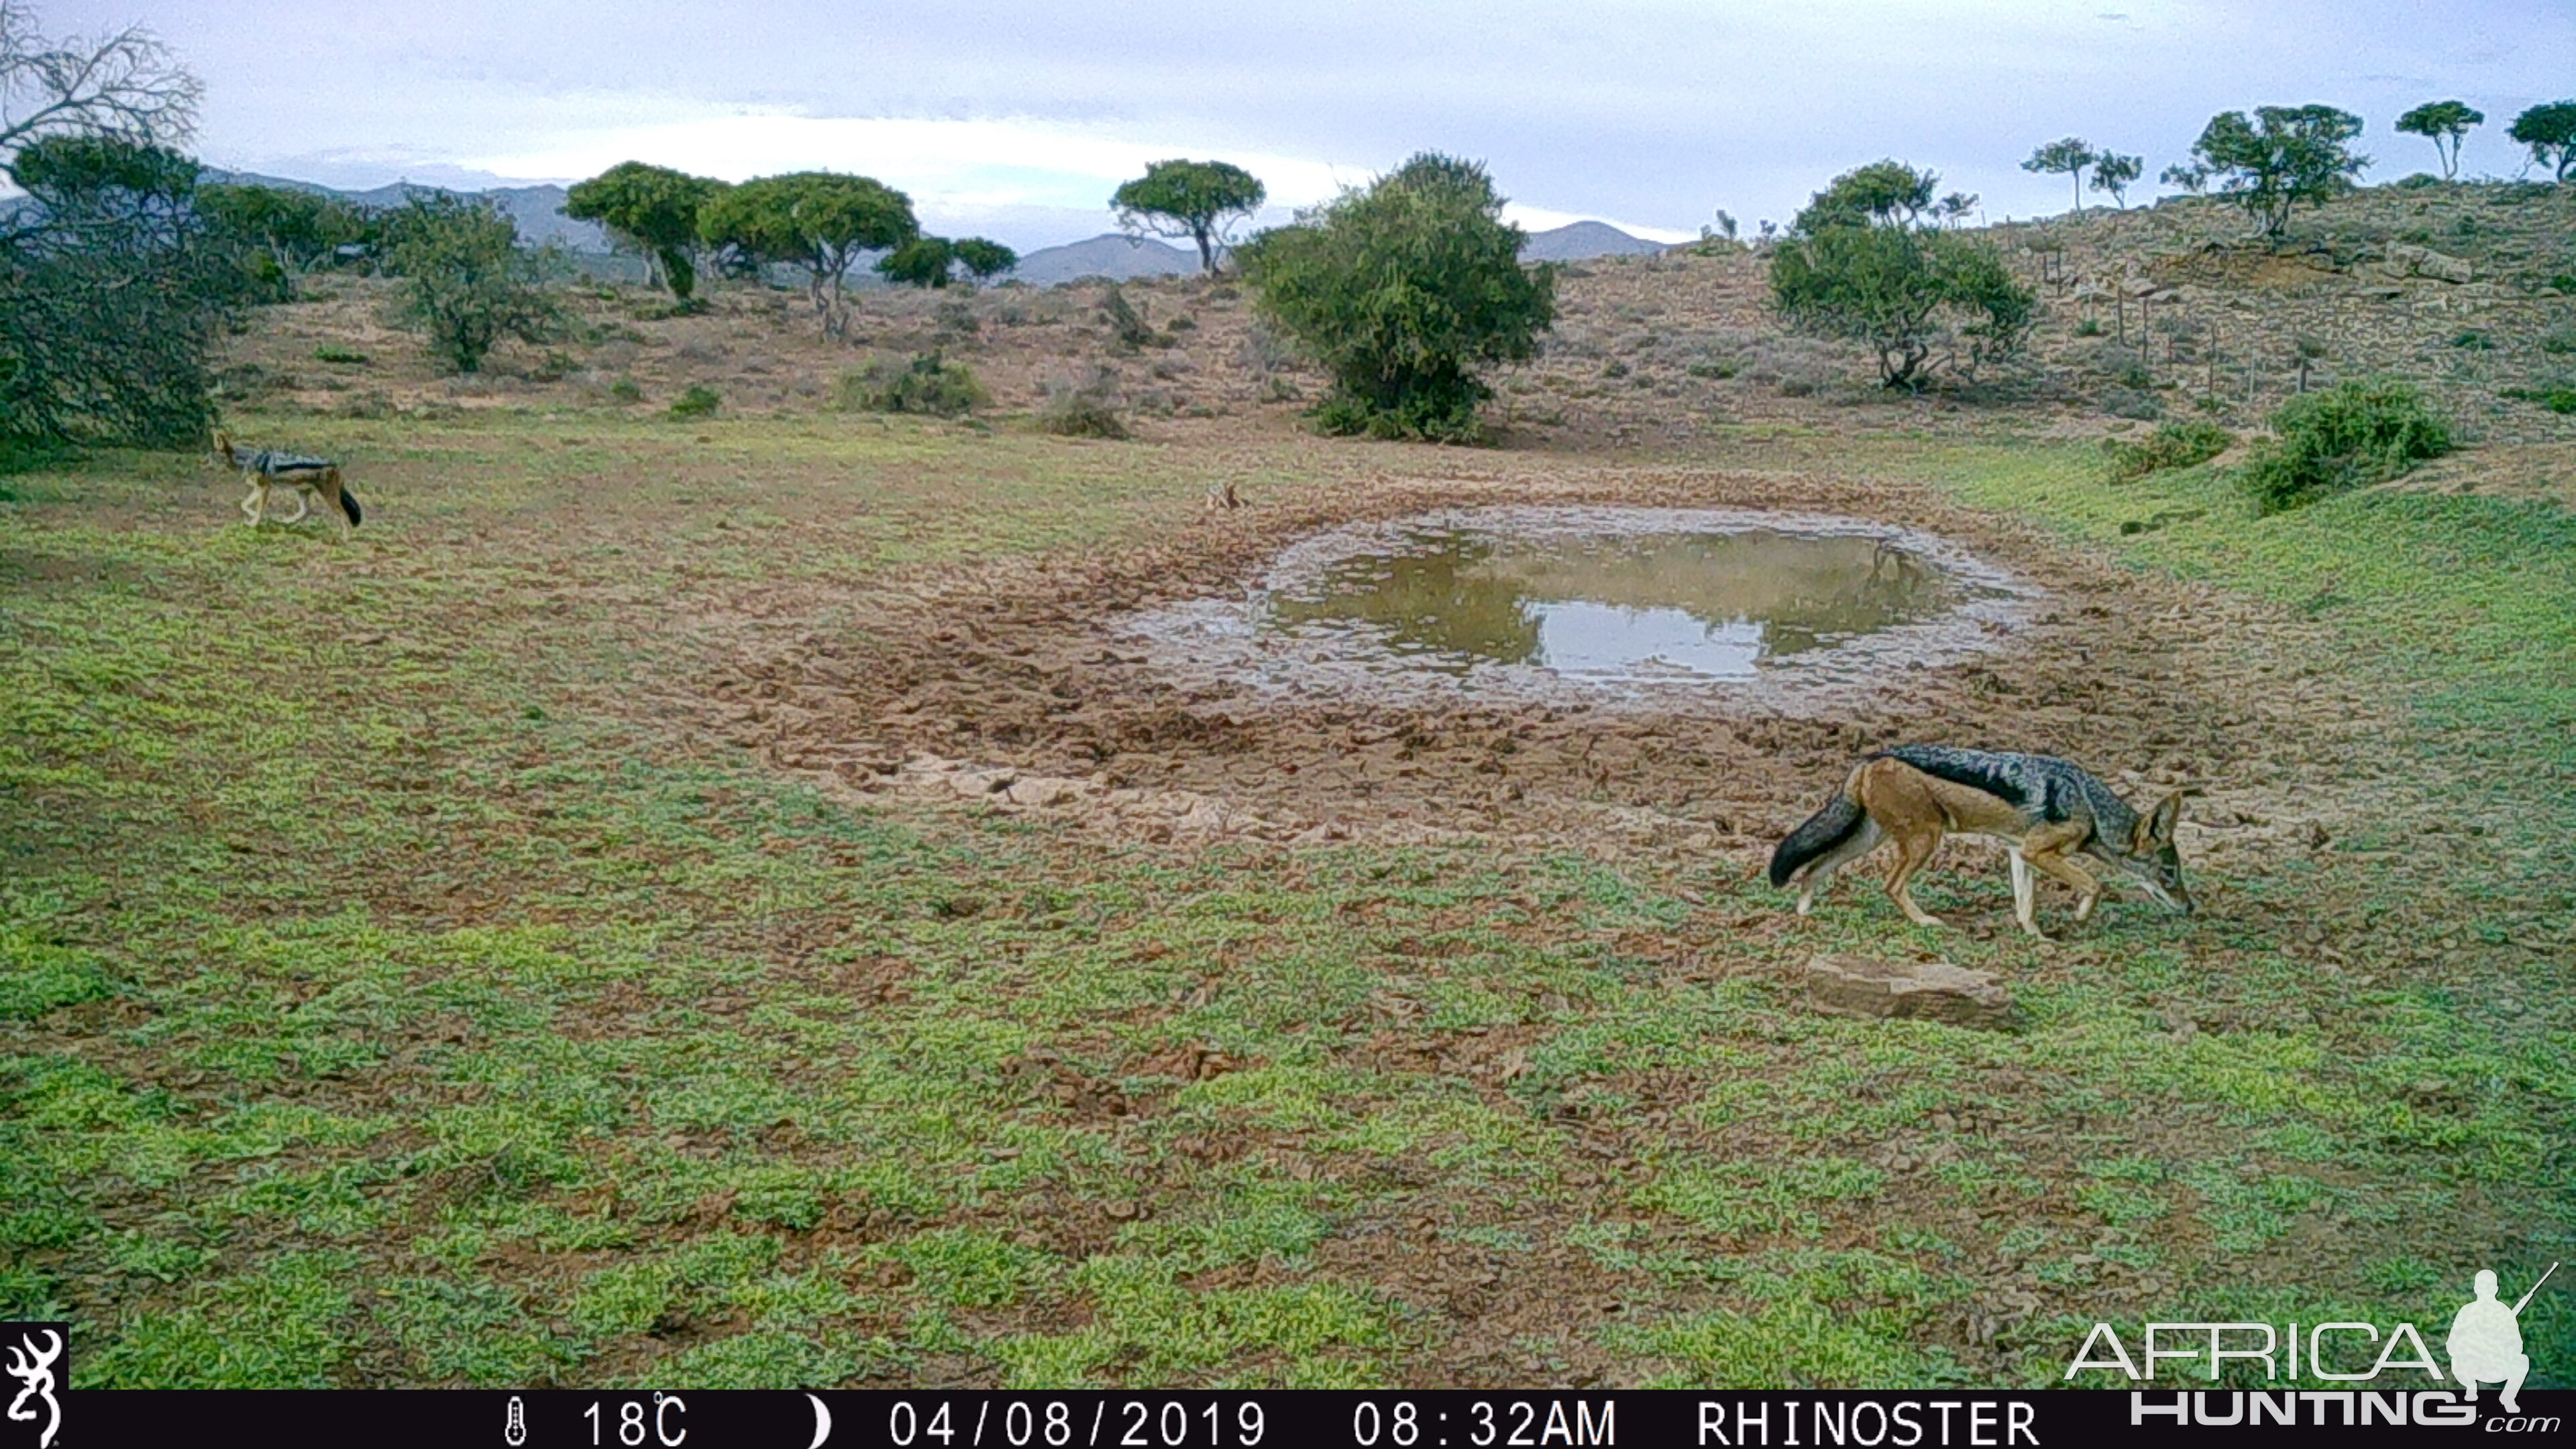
(879, 1398, 1619, 1448)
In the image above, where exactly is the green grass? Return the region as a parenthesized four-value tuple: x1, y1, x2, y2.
(2, 414, 2569, 1387)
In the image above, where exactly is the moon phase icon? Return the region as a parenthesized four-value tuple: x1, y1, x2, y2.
(806, 1393, 833, 1448)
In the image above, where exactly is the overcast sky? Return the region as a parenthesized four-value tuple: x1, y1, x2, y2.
(40, 0, 2576, 250)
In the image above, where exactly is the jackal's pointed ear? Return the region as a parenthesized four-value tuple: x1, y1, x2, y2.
(2136, 791, 2186, 849)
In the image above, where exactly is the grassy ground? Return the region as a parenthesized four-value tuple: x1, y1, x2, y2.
(3, 411, 2567, 1387)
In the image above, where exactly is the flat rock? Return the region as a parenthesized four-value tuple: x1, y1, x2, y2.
(1805, 953, 2012, 1028)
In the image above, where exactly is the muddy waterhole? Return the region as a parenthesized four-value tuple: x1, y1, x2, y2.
(1124, 506, 2042, 708)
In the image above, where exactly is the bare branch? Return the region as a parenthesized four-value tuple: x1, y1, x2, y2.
(0, 0, 201, 160)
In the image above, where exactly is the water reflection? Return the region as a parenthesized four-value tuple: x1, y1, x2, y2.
(1264, 528, 1956, 680)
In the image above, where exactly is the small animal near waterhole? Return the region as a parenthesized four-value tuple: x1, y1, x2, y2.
(1768, 744, 2193, 938)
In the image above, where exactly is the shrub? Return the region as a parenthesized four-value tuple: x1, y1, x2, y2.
(2451, 329, 2496, 350)
(385, 194, 560, 374)
(2239, 378, 2450, 514)
(2500, 384, 2576, 415)
(667, 384, 720, 418)
(1035, 371, 1129, 438)
(2538, 321, 2576, 356)
(1097, 285, 1157, 352)
(313, 345, 369, 364)
(1237, 153, 1555, 441)
(2102, 420, 2234, 480)
(842, 352, 986, 417)
(606, 376, 643, 404)
(2099, 387, 2163, 421)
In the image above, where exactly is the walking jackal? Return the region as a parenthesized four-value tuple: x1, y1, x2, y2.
(214, 429, 362, 536)
(1768, 744, 2193, 937)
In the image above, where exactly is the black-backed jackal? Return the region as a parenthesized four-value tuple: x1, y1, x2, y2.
(1768, 744, 2193, 938)
(214, 429, 362, 536)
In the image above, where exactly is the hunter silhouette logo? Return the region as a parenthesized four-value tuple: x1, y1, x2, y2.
(2449, 1263, 2555, 1415)
(2, 1326, 62, 1449)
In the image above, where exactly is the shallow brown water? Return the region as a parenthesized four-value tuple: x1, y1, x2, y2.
(1266, 526, 1962, 680)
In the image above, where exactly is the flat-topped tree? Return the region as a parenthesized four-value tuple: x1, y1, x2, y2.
(2395, 101, 2483, 180)
(2186, 105, 2367, 237)
(875, 235, 955, 288)
(2089, 152, 2143, 209)
(2021, 138, 2098, 214)
(2509, 101, 2576, 182)
(698, 171, 916, 333)
(1796, 158, 1937, 231)
(1112, 159, 1265, 274)
(566, 160, 724, 300)
(951, 237, 1016, 283)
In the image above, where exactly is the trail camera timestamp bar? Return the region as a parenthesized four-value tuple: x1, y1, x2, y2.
(66, 1387, 2568, 1446)
(883, 1395, 1613, 1448)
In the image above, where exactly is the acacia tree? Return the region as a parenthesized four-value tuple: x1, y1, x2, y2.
(565, 160, 723, 299)
(698, 171, 916, 333)
(1770, 160, 2035, 390)
(0, 0, 201, 158)
(2186, 105, 2368, 237)
(2159, 161, 2211, 195)
(2509, 101, 2576, 182)
(195, 182, 376, 281)
(874, 235, 953, 288)
(2395, 101, 2483, 180)
(2021, 138, 2097, 214)
(3, 133, 244, 446)
(1, 3, 232, 453)
(1796, 158, 1936, 229)
(952, 236, 1016, 283)
(1237, 153, 1554, 441)
(1112, 159, 1265, 274)
(2089, 152, 2143, 208)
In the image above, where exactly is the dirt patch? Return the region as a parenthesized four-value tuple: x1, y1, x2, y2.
(698, 458, 2410, 911)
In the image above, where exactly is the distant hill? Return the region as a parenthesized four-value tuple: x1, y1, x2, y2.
(1006, 233, 1204, 286)
(1519, 220, 1666, 262)
(199, 170, 610, 254)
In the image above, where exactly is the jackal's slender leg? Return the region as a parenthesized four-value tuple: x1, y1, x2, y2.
(2008, 849, 2045, 938)
(274, 485, 310, 525)
(241, 476, 265, 523)
(1884, 824, 1947, 928)
(2023, 843, 2102, 922)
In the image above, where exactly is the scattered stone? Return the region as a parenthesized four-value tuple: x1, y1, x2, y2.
(1805, 953, 2012, 1028)
(2382, 243, 2473, 284)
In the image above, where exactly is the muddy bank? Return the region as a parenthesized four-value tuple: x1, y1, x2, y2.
(695, 460, 2404, 912)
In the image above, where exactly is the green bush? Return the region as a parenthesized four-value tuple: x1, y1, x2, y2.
(2451, 329, 2496, 351)
(385, 194, 561, 374)
(2538, 321, 2576, 356)
(2239, 378, 2451, 514)
(667, 384, 720, 418)
(2500, 384, 2576, 415)
(2102, 420, 2235, 480)
(606, 376, 643, 404)
(1238, 153, 1555, 441)
(1768, 167, 2034, 390)
(842, 352, 986, 417)
(312, 345, 369, 364)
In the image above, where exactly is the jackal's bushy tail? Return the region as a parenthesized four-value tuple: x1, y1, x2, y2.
(334, 473, 362, 527)
(1768, 790, 1866, 888)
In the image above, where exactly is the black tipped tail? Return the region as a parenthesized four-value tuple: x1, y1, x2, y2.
(1768, 791, 1866, 888)
(339, 486, 362, 527)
